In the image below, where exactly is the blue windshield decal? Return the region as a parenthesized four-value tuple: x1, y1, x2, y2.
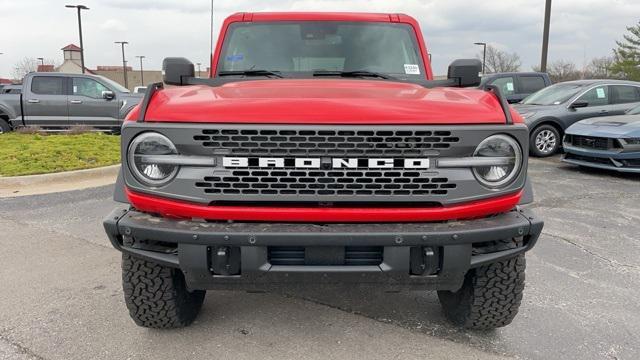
(226, 54, 244, 62)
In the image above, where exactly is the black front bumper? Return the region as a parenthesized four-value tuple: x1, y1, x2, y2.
(104, 208, 543, 291)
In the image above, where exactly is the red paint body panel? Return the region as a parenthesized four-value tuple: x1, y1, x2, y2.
(142, 80, 519, 124)
(126, 189, 523, 223)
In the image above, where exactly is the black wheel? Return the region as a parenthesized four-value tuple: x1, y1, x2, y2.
(530, 124, 560, 157)
(438, 247, 526, 330)
(122, 253, 206, 329)
(0, 119, 11, 134)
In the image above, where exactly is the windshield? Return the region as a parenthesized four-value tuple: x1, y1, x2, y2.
(521, 83, 584, 105)
(96, 75, 130, 93)
(217, 21, 426, 79)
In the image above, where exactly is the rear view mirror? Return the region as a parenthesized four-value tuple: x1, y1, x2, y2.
(162, 57, 195, 86)
(102, 90, 115, 100)
(447, 59, 482, 87)
(570, 100, 589, 109)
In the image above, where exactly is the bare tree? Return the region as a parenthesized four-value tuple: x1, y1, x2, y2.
(11, 57, 58, 80)
(11, 58, 38, 80)
(585, 56, 616, 79)
(534, 60, 581, 82)
(478, 45, 521, 73)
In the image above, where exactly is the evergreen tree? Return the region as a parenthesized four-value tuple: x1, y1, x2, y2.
(611, 21, 640, 81)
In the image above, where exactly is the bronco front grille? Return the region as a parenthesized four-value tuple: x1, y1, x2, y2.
(193, 129, 460, 157)
(122, 123, 530, 206)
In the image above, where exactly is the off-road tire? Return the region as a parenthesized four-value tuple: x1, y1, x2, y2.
(122, 253, 206, 329)
(0, 119, 11, 134)
(437, 245, 526, 330)
(530, 124, 560, 157)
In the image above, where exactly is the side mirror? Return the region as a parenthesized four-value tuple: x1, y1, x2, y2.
(570, 100, 589, 109)
(162, 57, 195, 86)
(447, 59, 482, 87)
(102, 90, 115, 100)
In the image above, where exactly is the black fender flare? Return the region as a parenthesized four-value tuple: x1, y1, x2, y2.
(518, 175, 535, 205)
(113, 167, 129, 204)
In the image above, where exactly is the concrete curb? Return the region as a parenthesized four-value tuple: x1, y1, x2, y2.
(0, 164, 120, 197)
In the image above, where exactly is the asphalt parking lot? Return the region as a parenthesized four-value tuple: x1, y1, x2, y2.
(0, 156, 638, 360)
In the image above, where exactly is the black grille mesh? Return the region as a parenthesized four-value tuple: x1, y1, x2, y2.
(268, 246, 384, 266)
(194, 129, 459, 157)
(195, 169, 456, 197)
(568, 135, 617, 150)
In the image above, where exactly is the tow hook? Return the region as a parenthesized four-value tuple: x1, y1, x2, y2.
(410, 246, 440, 275)
(210, 246, 241, 276)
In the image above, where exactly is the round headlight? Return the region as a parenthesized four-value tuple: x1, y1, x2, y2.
(128, 132, 179, 187)
(472, 135, 522, 188)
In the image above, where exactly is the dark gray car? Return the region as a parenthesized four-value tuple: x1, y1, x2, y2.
(514, 79, 640, 157)
(480, 72, 552, 104)
(0, 72, 143, 133)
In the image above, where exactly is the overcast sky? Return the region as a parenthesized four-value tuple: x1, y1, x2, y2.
(1, 0, 639, 78)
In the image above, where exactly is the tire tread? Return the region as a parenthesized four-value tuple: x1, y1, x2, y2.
(122, 253, 205, 329)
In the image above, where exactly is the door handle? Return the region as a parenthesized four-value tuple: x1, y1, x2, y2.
(70, 100, 83, 104)
(599, 110, 609, 114)
(27, 99, 40, 103)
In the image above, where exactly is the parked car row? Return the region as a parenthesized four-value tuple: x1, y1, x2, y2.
(486, 74, 640, 174)
(515, 79, 640, 157)
(0, 72, 143, 134)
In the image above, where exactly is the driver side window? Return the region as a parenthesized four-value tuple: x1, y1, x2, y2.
(73, 77, 109, 99)
(490, 77, 516, 95)
(576, 85, 609, 107)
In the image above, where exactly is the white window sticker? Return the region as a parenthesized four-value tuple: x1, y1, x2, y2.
(506, 82, 515, 91)
(404, 64, 420, 75)
(596, 88, 606, 99)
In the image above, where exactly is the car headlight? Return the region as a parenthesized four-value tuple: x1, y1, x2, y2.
(472, 134, 523, 188)
(128, 132, 179, 187)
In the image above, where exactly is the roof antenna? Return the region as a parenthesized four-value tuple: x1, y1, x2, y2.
(209, 0, 214, 78)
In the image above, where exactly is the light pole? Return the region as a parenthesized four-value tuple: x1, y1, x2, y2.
(114, 41, 129, 89)
(37, 57, 44, 66)
(65, 5, 89, 74)
(196, 62, 202, 77)
(540, 0, 552, 72)
(135, 55, 145, 86)
(474, 42, 487, 74)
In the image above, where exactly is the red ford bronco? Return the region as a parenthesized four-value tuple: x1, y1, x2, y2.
(104, 12, 543, 330)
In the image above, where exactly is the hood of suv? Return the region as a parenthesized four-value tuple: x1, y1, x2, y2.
(143, 79, 515, 124)
(512, 103, 562, 121)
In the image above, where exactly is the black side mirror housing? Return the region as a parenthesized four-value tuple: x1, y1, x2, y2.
(102, 90, 115, 100)
(162, 57, 195, 86)
(447, 59, 482, 87)
(570, 100, 589, 109)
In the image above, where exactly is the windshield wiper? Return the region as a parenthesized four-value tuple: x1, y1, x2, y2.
(218, 70, 284, 78)
(313, 70, 396, 80)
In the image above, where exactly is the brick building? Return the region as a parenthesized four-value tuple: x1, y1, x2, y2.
(54, 44, 163, 91)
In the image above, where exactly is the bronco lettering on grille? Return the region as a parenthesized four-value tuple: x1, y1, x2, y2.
(222, 157, 430, 169)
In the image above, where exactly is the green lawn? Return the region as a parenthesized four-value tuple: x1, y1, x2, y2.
(0, 133, 120, 176)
